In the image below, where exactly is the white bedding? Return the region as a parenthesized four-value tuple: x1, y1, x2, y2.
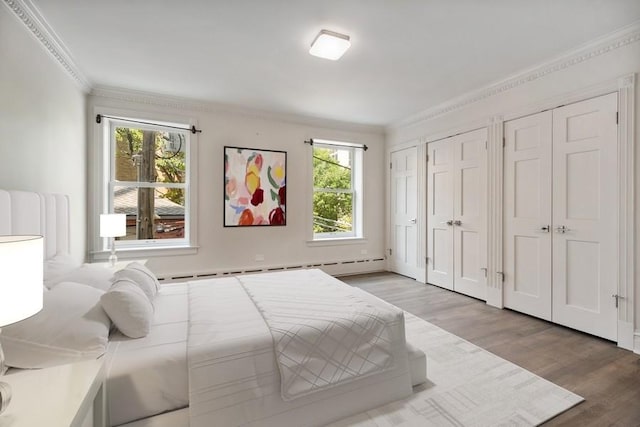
(188, 270, 412, 427)
(237, 271, 399, 400)
(107, 271, 423, 427)
(105, 283, 189, 426)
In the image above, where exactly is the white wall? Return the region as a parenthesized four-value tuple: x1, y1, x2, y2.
(0, 5, 87, 261)
(88, 93, 386, 278)
(387, 38, 640, 349)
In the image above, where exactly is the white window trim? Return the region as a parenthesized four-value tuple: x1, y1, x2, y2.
(308, 140, 364, 243)
(89, 106, 199, 261)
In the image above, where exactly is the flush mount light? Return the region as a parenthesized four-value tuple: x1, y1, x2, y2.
(309, 29, 351, 60)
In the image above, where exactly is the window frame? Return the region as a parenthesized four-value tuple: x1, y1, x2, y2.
(310, 139, 364, 241)
(91, 109, 199, 260)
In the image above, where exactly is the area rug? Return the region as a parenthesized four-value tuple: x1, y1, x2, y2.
(328, 312, 584, 427)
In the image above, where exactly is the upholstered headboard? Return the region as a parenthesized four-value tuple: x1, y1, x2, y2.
(0, 190, 70, 260)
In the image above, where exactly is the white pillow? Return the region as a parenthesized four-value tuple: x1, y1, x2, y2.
(0, 282, 111, 369)
(113, 263, 159, 301)
(101, 278, 154, 338)
(127, 262, 160, 292)
(47, 264, 115, 291)
(43, 254, 80, 288)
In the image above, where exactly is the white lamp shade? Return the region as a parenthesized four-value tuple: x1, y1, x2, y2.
(100, 214, 126, 238)
(309, 30, 351, 60)
(0, 235, 44, 326)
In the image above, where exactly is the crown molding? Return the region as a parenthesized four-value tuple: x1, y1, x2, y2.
(3, 0, 91, 92)
(389, 20, 640, 131)
(90, 86, 386, 135)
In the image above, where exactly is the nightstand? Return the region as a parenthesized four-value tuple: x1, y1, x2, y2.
(0, 358, 106, 427)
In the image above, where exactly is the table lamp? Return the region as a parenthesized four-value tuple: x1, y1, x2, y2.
(0, 235, 44, 414)
(100, 213, 126, 267)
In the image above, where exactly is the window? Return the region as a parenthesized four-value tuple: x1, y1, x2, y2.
(97, 115, 196, 255)
(312, 140, 363, 240)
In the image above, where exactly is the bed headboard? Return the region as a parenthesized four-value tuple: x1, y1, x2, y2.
(0, 190, 70, 260)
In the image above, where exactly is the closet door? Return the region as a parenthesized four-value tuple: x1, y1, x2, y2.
(389, 147, 418, 278)
(452, 129, 487, 300)
(503, 111, 553, 320)
(552, 93, 618, 341)
(427, 138, 454, 290)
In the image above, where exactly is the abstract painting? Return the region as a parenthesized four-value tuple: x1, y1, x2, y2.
(224, 146, 286, 226)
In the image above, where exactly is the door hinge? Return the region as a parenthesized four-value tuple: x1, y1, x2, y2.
(389, 248, 393, 256)
(426, 154, 429, 162)
(425, 256, 430, 264)
(502, 136, 506, 147)
(497, 271, 505, 282)
(485, 140, 488, 149)
(616, 112, 619, 125)
(389, 162, 392, 169)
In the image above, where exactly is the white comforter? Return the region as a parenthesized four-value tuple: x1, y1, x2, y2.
(237, 271, 399, 401)
(187, 269, 412, 427)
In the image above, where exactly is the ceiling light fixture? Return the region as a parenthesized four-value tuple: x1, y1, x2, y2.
(309, 29, 351, 61)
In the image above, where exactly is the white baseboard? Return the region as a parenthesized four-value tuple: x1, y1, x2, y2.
(157, 257, 387, 283)
(634, 332, 640, 355)
(486, 286, 503, 309)
(617, 320, 634, 351)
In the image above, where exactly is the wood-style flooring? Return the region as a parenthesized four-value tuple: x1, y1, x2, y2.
(340, 272, 640, 427)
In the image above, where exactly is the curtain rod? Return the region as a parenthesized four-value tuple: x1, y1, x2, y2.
(304, 139, 368, 151)
(96, 114, 202, 134)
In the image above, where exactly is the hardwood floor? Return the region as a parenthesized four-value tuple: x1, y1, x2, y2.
(340, 272, 640, 427)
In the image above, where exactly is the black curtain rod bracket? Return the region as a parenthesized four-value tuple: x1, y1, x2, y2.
(304, 138, 367, 151)
(96, 114, 202, 134)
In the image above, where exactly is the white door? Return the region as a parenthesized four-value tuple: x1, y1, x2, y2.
(552, 93, 618, 341)
(452, 129, 488, 300)
(427, 139, 454, 290)
(503, 111, 553, 320)
(389, 147, 418, 278)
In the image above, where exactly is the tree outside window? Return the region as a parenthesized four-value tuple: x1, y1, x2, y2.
(312, 144, 359, 238)
(111, 124, 188, 241)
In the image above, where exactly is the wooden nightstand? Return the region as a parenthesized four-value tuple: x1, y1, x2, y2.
(0, 358, 106, 427)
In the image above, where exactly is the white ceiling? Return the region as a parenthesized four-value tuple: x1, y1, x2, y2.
(31, 0, 640, 126)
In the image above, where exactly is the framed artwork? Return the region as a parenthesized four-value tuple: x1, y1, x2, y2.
(224, 146, 286, 227)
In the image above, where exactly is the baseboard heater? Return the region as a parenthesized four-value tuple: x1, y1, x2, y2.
(157, 257, 386, 282)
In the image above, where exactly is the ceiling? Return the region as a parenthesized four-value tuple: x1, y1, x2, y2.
(30, 0, 640, 126)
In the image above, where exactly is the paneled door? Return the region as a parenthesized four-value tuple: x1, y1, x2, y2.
(389, 147, 418, 278)
(552, 93, 618, 341)
(452, 129, 488, 300)
(427, 139, 454, 290)
(503, 111, 553, 320)
(427, 128, 487, 298)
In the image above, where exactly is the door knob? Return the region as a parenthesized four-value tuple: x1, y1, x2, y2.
(453, 220, 462, 226)
(441, 220, 453, 226)
(555, 225, 570, 233)
(409, 218, 417, 224)
(540, 225, 550, 232)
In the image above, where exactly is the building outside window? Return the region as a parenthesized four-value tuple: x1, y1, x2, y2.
(98, 116, 195, 253)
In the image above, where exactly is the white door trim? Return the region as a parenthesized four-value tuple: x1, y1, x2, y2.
(486, 116, 505, 308)
(617, 74, 635, 352)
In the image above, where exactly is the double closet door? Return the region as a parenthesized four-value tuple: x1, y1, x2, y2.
(503, 93, 618, 340)
(427, 128, 487, 300)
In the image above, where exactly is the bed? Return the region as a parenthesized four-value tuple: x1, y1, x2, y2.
(0, 189, 427, 427)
